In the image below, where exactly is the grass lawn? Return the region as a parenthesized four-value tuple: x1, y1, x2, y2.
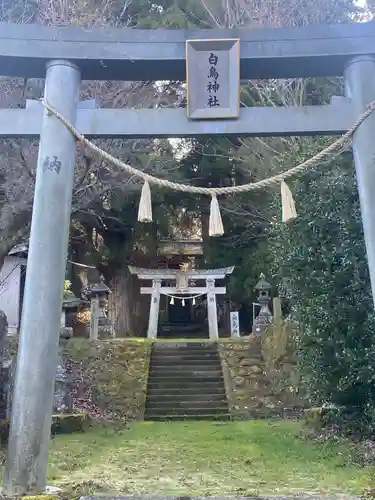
(46, 420, 375, 497)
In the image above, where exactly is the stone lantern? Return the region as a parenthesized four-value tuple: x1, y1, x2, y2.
(89, 277, 111, 339)
(252, 273, 273, 335)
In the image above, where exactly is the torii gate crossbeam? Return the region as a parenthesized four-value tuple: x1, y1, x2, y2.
(0, 97, 355, 138)
(0, 21, 375, 80)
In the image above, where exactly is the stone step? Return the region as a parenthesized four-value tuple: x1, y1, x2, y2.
(146, 392, 226, 402)
(151, 357, 221, 365)
(152, 348, 219, 354)
(145, 405, 228, 416)
(149, 375, 223, 382)
(150, 376, 224, 384)
(151, 357, 220, 365)
(144, 413, 231, 421)
(149, 363, 221, 376)
(146, 400, 228, 410)
(149, 368, 222, 376)
(158, 334, 208, 339)
(153, 342, 217, 348)
(147, 386, 226, 396)
(152, 349, 216, 355)
(150, 370, 222, 384)
(148, 385, 225, 392)
(150, 361, 222, 369)
(148, 376, 224, 384)
(160, 330, 204, 335)
(150, 358, 221, 366)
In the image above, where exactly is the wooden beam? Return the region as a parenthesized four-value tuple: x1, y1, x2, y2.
(1, 22, 375, 80)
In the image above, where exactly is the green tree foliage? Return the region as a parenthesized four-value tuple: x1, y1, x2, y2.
(269, 155, 375, 430)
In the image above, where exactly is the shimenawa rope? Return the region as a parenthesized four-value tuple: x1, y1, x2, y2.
(41, 99, 375, 235)
(160, 290, 206, 306)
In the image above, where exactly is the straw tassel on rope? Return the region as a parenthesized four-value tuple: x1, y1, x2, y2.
(280, 180, 297, 223)
(138, 181, 153, 223)
(209, 194, 224, 237)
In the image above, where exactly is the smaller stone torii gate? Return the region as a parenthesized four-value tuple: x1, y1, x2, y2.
(129, 266, 234, 340)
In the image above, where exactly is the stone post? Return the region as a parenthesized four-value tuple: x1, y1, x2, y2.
(345, 56, 375, 307)
(54, 328, 73, 414)
(206, 278, 219, 341)
(273, 297, 282, 327)
(4, 60, 81, 496)
(90, 295, 100, 341)
(147, 279, 161, 339)
(61, 309, 66, 328)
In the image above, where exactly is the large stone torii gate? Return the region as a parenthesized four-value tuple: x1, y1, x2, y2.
(2, 20, 375, 495)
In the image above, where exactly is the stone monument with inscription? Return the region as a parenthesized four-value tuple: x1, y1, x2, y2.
(230, 311, 240, 338)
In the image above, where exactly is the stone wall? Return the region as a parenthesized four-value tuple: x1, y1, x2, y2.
(261, 322, 304, 412)
(64, 338, 152, 421)
(4, 332, 302, 424)
(219, 331, 305, 419)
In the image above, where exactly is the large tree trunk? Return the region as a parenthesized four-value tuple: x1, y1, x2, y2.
(108, 266, 148, 336)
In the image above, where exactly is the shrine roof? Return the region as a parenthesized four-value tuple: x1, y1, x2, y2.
(8, 242, 28, 257)
(158, 239, 203, 256)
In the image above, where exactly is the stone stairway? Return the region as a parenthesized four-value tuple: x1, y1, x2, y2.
(145, 342, 229, 421)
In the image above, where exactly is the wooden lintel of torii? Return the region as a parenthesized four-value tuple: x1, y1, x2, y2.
(129, 265, 234, 340)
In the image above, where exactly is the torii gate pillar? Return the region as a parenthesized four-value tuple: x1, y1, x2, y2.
(206, 278, 219, 341)
(345, 57, 375, 306)
(4, 60, 81, 496)
(147, 279, 161, 339)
